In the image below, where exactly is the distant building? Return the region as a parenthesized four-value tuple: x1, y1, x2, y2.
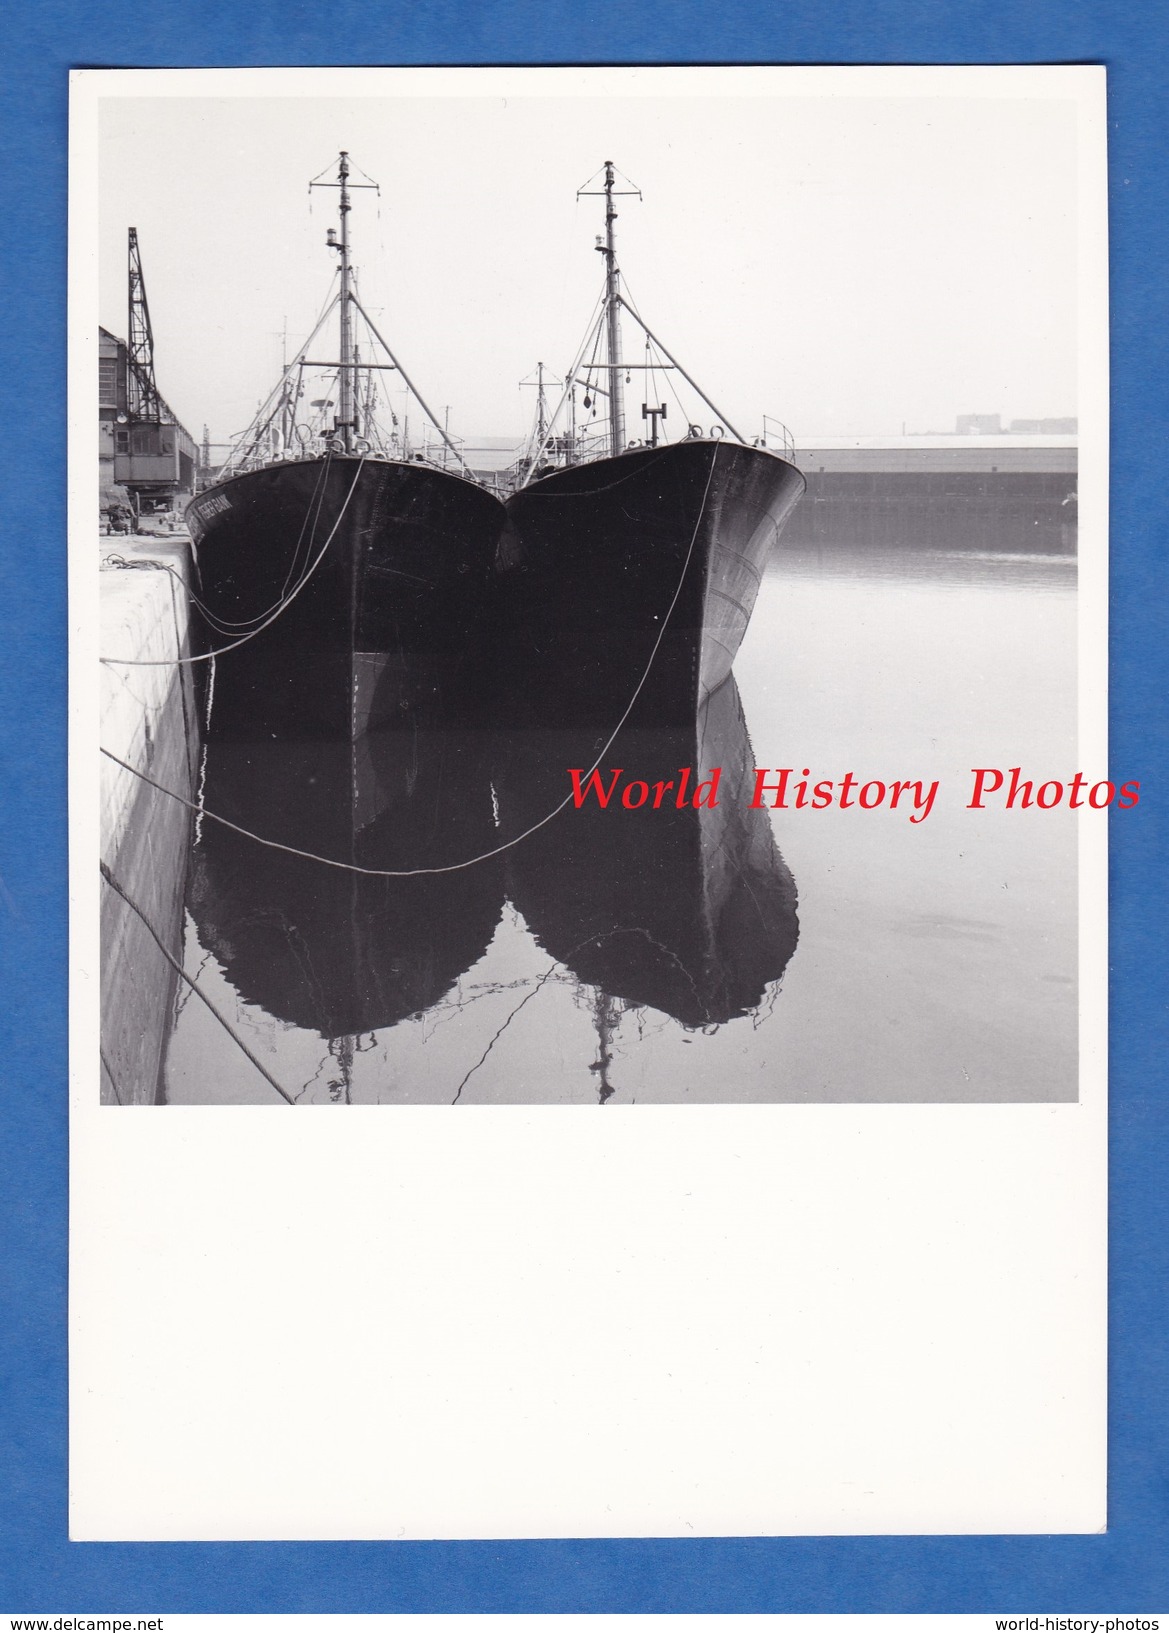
(1009, 416, 1078, 435)
(99, 326, 198, 515)
(787, 434, 1077, 553)
(955, 413, 1003, 436)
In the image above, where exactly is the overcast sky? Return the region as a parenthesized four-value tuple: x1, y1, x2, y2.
(94, 69, 1083, 447)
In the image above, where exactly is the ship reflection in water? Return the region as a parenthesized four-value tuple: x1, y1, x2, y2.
(495, 676, 797, 1035)
(165, 666, 798, 1105)
(186, 727, 507, 1047)
(165, 519, 1077, 1106)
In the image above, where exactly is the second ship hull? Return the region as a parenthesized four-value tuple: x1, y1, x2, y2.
(494, 439, 805, 729)
(186, 454, 504, 738)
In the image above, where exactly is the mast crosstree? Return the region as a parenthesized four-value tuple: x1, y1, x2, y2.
(221, 152, 472, 477)
(515, 158, 789, 488)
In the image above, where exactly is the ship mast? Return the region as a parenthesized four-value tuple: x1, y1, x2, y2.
(337, 152, 354, 452)
(601, 162, 623, 455)
(303, 151, 472, 473)
(579, 160, 641, 457)
(536, 361, 548, 444)
(312, 151, 378, 455)
(516, 160, 767, 489)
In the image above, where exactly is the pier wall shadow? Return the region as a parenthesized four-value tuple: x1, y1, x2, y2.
(100, 599, 199, 1105)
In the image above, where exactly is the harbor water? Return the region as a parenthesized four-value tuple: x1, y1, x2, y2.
(155, 511, 1078, 1106)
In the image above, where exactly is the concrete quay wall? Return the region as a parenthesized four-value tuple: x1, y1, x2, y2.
(99, 536, 199, 1105)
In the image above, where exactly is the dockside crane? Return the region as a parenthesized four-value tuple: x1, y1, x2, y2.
(127, 226, 163, 424)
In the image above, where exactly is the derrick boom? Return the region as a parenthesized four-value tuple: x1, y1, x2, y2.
(127, 227, 163, 423)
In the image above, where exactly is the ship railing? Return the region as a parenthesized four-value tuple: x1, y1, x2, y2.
(760, 415, 797, 460)
(513, 416, 803, 480)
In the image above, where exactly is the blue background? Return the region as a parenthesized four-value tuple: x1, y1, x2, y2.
(2, 0, 1165, 1613)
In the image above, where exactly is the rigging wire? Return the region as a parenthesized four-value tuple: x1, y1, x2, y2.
(615, 272, 693, 435)
(518, 283, 607, 482)
(220, 277, 340, 477)
(615, 277, 747, 445)
(276, 451, 333, 605)
(100, 861, 294, 1104)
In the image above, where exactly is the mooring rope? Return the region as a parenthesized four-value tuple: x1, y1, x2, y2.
(100, 860, 294, 1104)
(97, 445, 722, 879)
(102, 454, 335, 640)
(100, 456, 366, 667)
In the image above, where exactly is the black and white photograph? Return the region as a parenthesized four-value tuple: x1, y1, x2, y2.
(89, 71, 1102, 1109)
(69, 65, 1108, 1543)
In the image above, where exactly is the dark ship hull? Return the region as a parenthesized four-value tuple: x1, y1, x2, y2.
(185, 726, 505, 1043)
(493, 674, 799, 1030)
(495, 439, 804, 729)
(186, 455, 504, 739)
